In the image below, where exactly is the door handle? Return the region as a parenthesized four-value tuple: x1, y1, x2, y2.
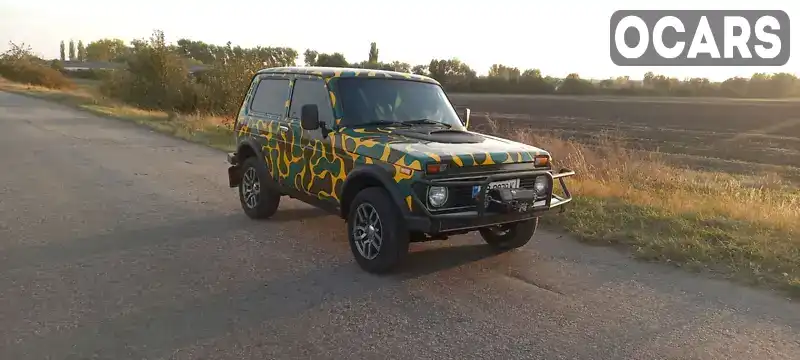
(279, 125, 289, 132)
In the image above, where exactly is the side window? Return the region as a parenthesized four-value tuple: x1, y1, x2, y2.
(250, 78, 290, 116)
(289, 79, 334, 127)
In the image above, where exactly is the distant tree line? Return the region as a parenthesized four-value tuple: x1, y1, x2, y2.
(47, 32, 800, 100)
(3, 30, 800, 114)
(59, 38, 137, 64)
(59, 32, 799, 100)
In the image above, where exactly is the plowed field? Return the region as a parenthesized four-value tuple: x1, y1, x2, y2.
(450, 93, 800, 177)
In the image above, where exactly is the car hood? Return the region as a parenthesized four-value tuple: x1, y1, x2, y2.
(340, 126, 549, 170)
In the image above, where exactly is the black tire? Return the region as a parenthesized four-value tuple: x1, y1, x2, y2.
(478, 217, 538, 251)
(346, 187, 410, 273)
(238, 156, 280, 219)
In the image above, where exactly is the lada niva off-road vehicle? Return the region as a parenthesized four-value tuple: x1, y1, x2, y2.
(226, 67, 575, 273)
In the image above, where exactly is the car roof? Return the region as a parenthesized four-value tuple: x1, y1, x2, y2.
(256, 66, 441, 85)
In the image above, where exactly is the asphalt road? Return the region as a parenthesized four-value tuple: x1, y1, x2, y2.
(1, 91, 798, 360)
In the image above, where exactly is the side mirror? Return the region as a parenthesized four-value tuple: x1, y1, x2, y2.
(300, 104, 320, 130)
(461, 107, 471, 129)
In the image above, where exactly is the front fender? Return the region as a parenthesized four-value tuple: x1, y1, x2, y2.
(340, 165, 413, 219)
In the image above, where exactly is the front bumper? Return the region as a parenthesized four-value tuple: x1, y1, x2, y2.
(405, 168, 575, 234)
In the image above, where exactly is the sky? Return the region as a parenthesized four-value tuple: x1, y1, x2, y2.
(0, 0, 796, 81)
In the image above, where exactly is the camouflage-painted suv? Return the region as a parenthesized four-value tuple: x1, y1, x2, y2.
(226, 66, 575, 273)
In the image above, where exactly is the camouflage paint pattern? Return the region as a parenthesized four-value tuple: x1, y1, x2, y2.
(234, 67, 549, 212)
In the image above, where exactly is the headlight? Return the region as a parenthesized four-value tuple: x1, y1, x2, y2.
(533, 176, 549, 195)
(428, 186, 448, 207)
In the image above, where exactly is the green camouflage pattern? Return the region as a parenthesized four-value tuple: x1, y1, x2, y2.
(235, 67, 550, 212)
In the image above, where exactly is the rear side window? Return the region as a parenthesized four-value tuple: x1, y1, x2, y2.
(250, 78, 290, 116)
(289, 79, 335, 127)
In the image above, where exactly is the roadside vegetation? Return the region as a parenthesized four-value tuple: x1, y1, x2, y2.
(475, 118, 799, 295)
(0, 43, 75, 90)
(1, 31, 798, 296)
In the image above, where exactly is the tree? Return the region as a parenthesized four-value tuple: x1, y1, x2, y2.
(86, 38, 128, 62)
(303, 49, 349, 67)
(59, 41, 65, 61)
(368, 42, 378, 64)
(719, 77, 748, 97)
(114, 29, 190, 111)
(681, 77, 715, 97)
(253, 46, 297, 67)
(642, 71, 656, 88)
(77, 40, 85, 62)
(768, 72, 799, 98)
(488, 64, 521, 81)
(521, 69, 542, 78)
(303, 49, 319, 66)
(68, 40, 76, 61)
(557, 73, 595, 95)
(613, 75, 631, 86)
(1, 41, 36, 62)
(175, 39, 216, 64)
(428, 58, 475, 83)
(317, 53, 349, 67)
(427, 58, 475, 91)
(387, 61, 410, 73)
(517, 68, 554, 94)
(411, 64, 428, 75)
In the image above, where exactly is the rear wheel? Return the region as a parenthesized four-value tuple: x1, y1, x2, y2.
(347, 187, 410, 273)
(479, 218, 538, 251)
(238, 156, 280, 219)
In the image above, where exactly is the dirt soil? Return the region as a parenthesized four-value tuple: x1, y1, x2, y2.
(450, 93, 800, 175)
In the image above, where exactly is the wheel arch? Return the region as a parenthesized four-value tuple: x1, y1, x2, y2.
(236, 139, 263, 164)
(233, 138, 281, 191)
(339, 165, 410, 220)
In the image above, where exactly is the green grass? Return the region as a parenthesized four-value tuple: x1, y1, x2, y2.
(541, 197, 799, 296)
(2, 77, 798, 298)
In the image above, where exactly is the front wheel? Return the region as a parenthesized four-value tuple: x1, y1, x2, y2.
(238, 156, 280, 219)
(478, 217, 538, 251)
(347, 187, 410, 273)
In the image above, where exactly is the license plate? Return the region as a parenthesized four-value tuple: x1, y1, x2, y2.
(489, 178, 520, 190)
(473, 178, 520, 197)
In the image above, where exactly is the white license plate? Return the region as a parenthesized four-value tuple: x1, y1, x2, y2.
(488, 178, 520, 190)
(472, 179, 520, 198)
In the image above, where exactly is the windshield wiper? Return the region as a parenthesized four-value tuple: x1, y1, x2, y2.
(401, 119, 451, 128)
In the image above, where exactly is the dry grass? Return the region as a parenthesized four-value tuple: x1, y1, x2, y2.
(518, 131, 799, 232)
(2, 78, 798, 296)
(477, 115, 799, 295)
(0, 78, 237, 151)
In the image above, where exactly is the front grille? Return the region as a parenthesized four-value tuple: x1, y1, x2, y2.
(417, 173, 548, 214)
(519, 177, 538, 189)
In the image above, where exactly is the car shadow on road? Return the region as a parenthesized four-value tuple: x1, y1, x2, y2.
(0, 206, 338, 275)
(265, 206, 331, 222)
(388, 243, 502, 280)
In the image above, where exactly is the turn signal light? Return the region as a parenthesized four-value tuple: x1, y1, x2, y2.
(534, 155, 550, 167)
(426, 163, 449, 174)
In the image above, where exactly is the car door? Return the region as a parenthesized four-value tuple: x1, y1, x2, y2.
(246, 75, 292, 186)
(286, 77, 338, 202)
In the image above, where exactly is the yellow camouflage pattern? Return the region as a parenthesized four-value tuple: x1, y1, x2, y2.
(234, 67, 549, 212)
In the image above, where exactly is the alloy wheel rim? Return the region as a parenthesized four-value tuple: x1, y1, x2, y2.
(353, 203, 383, 260)
(242, 167, 260, 209)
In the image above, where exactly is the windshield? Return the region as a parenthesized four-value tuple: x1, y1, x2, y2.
(335, 78, 466, 130)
